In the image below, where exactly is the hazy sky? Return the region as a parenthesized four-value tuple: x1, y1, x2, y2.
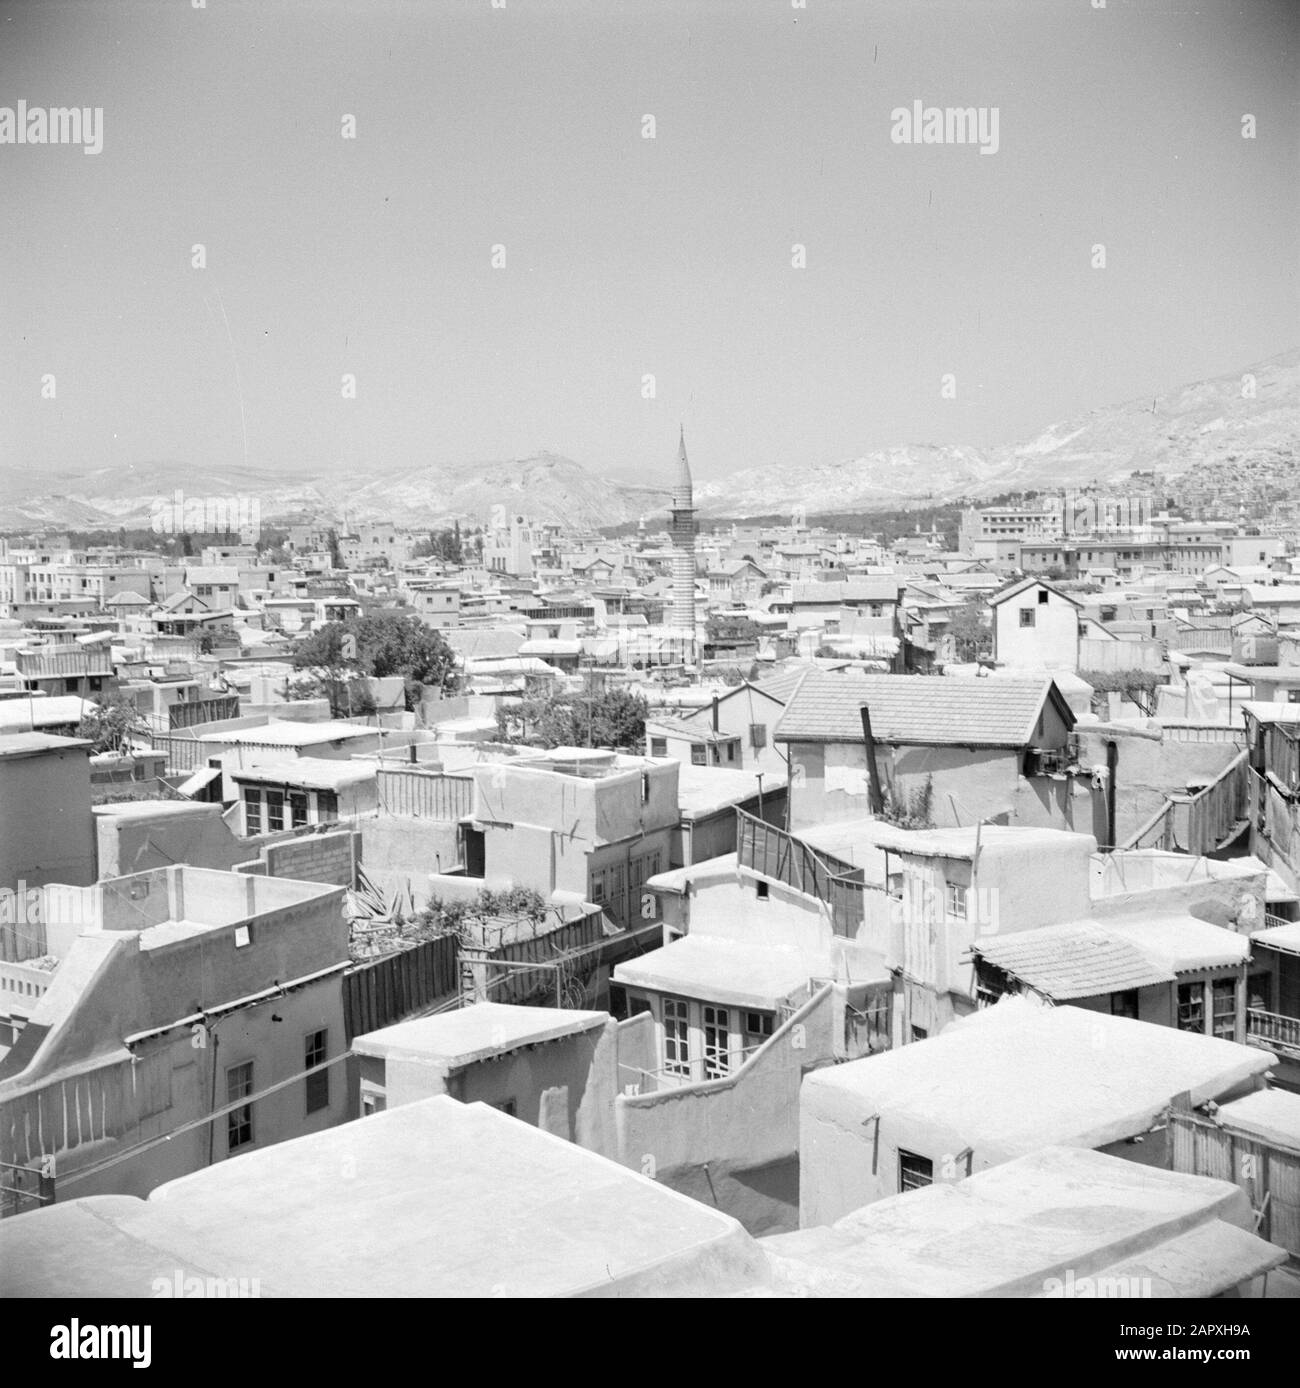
(2, 0, 1296, 487)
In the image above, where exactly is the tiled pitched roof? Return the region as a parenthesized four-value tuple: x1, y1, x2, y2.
(752, 663, 823, 706)
(773, 672, 1069, 747)
(972, 922, 1175, 1001)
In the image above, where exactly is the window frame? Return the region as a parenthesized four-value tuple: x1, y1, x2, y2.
(662, 996, 691, 1077)
(702, 1005, 731, 1079)
(1211, 977, 1237, 1040)
(1110, 988, 1140, 1020)
(226, 1061, 254, 1153)
(1177, 980, 1206, 1034)
(945, 881, 968, 919)
(304, 1028, 329, 1114)
(898, 1149, 934, 1194)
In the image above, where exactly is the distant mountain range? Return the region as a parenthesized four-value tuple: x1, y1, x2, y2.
(694, 348, 1299, 515)
(3, 349, 1296, 532)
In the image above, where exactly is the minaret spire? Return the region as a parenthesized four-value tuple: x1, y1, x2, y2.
(669, 428, 697, 634)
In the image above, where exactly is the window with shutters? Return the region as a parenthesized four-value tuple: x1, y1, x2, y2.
(899, 1150, 933, 1193)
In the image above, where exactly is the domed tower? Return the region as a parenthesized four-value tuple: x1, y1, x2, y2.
(669, 427, 697, 631)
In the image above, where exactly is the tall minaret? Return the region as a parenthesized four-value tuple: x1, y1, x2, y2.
(669, 426, 697, 632)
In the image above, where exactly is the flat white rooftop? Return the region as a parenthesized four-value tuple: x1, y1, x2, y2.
(763, 1146, 1285, 1298)
(1097, 912, 1250, 974)
(354, 1002, 608, 1070)
(198, 720, 377, 746)
(616, 934, 888, 1012)
(1215, 1088, 1300, 1152)
(804, 1000, 1273, 1158)
(0, 1097, 764, 1298)
(230, 757, 376, 790)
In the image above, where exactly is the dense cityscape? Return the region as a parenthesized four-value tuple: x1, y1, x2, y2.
(3, 0, 1298, 1346)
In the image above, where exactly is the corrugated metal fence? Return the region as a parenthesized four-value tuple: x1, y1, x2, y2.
(342, 934, 459, 1041)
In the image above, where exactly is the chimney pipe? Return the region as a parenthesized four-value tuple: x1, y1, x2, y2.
(860, 704, 885, 816)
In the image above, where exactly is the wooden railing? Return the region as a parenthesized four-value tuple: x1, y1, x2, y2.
(168, 695, 240, 729)
(1265, 724, 1300, 793)
(375, 766, 474, 820)
(1246, 1008, 1300, 1055)
(1121, 749, 1249, 855)
(1159, 723, 1245, 745)
(1187, 749, 1250, 854)
(144, 731, 207, 772)
(737, 809, 838, 900)
(1123, 800, 1176, 852)
(736, 809, 862, 936)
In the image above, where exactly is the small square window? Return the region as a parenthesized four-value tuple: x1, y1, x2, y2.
(756, 879, 770, 900)
(650, 738, 667, 757)
(1037, 589, 1049, 604)
(233, 925, 251, 948)
(1019, 609, 1036, 628)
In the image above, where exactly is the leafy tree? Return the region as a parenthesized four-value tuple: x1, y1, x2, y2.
(948, 602, 992, 663)
(495, 686, 648, 751)
(198, 623, 240, 654)
(292, 613, 457, 714)
(77, 693, 147, 754)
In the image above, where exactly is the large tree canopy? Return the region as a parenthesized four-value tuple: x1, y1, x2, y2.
(495, 686, 648, 752)
(292, 613, 458, 712)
